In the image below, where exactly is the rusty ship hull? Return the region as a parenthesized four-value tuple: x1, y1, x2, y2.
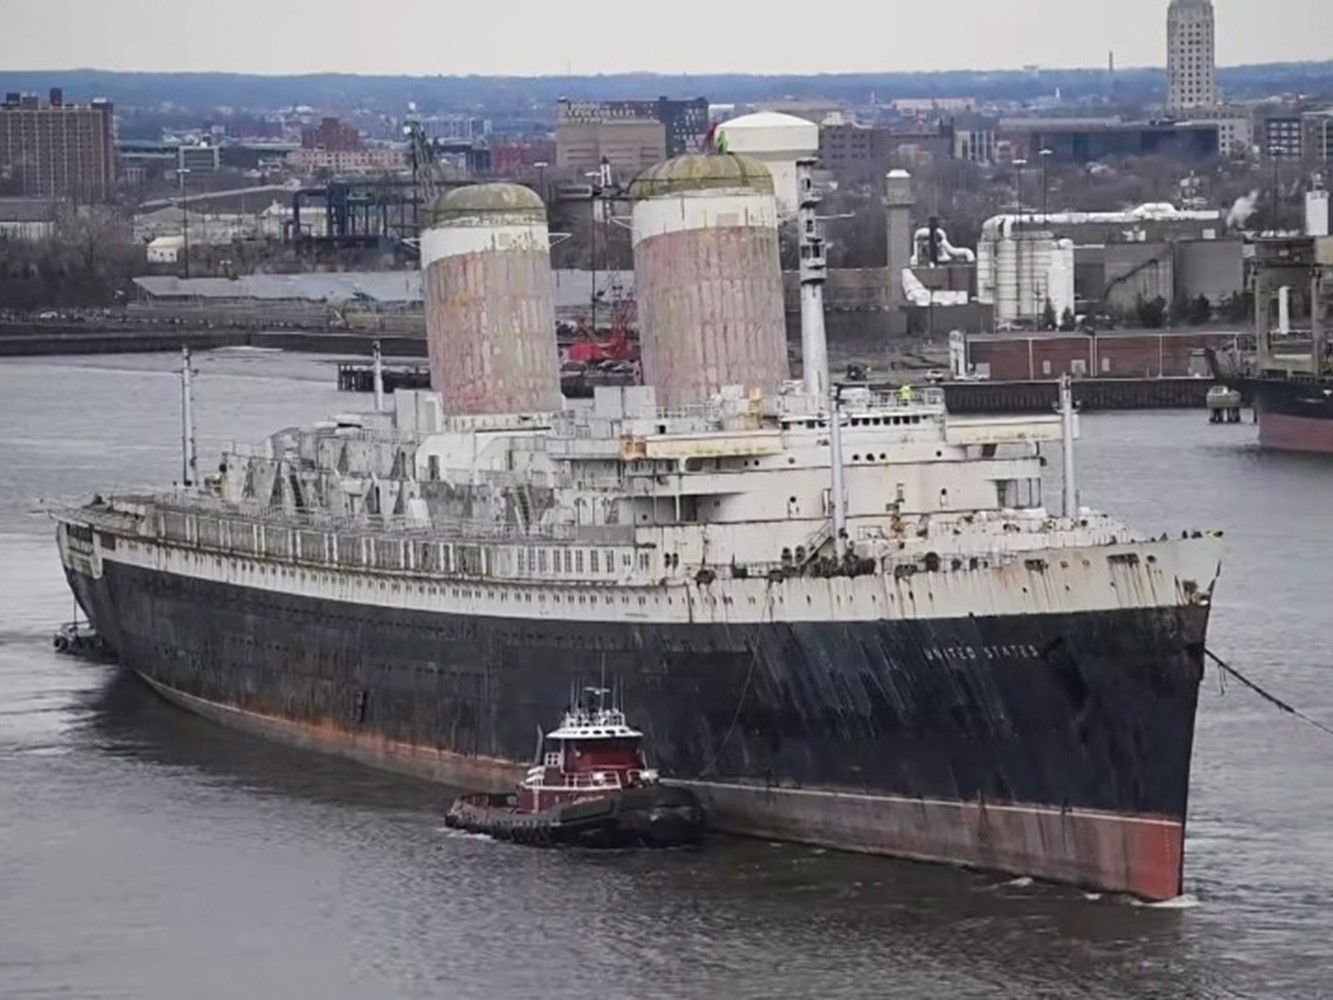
(1247, 377, 1333, 454)
(60, 517, 1214, 900)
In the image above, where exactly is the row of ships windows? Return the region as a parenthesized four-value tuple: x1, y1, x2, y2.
(783, 415, 926, 429)
(516, 547, 653, 575)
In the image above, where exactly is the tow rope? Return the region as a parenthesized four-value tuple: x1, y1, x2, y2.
(1206, 648, 1333, 739)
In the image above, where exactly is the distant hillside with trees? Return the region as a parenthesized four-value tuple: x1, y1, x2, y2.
(1, 63, 1330, 115)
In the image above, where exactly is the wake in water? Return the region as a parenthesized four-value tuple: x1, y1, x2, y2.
(1132, 893, 1201, 910)
(434, 825, 500, 842)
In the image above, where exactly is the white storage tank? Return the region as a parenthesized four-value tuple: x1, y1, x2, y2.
(421, 183, 561, 416)
(629, 153, 789, 408)
(715, 112, 819, 217)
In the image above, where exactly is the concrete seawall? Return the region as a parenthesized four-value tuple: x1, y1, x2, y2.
(0, 324, 428, 359)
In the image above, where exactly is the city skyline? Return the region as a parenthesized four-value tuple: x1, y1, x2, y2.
(3, 0, 1328, 79)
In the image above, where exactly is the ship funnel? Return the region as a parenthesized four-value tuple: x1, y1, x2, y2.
(421, 183, 561, 416)
(628, 153, 788, 408)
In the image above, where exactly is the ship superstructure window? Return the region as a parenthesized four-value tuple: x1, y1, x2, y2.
(590, 550, 600, 573)
(576, 550, 585, 573)
(539, 550, 548, 572)
(518, 548, 526, 574)
(563, 549, 573, 573)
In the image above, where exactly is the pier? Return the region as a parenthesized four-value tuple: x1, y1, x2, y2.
(336, 362, 430, 393)
(934, 377, 1217, 414)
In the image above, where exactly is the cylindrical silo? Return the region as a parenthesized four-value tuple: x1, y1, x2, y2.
(421, 183, 560, 416)
(629, 153, 789, 408)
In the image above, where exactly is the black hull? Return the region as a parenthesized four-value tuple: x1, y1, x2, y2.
(65, 557, 1209, 898)
(1239, 377, 1333, 454)
(445, 786, 705, 848)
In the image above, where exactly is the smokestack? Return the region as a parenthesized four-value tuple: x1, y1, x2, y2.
(884, 170, 915, 305)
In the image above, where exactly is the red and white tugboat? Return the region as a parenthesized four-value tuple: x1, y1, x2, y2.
(445, 691, 704, 848)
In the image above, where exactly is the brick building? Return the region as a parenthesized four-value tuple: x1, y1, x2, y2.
(301, 117, 362, 152)
(964, 330, 1237, 380)
(0, 89, 115, 201)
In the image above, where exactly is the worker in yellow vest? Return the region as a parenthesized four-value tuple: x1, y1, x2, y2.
(898, 383, 914, 404)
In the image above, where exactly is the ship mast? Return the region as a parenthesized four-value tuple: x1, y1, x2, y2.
(796, 157, 829, 398)
(1059, 373, 1078, 516)
(372, 338, 385, 412)
(796, 158, 845, 558)
(180, 346, 197, 488)
(829, 387, 847, 559)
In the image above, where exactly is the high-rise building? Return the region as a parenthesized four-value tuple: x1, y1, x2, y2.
(0, 90, 115, 202)
(1167, 0, 1219, 112)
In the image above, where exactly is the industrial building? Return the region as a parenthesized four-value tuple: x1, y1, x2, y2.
(556, 113, 665, 178)
(1166, 0, 1219, 113)
(556, 98, 709, 159)
(176, 143, 221, 176)
(1179, 108, 1253, 157)
(1001, 118, 1219, 164)
(0, 197, 59, 240)
(301, 117, 362, 153)
(818, 116, 956, 178)
(554, 98, 709, 176)
(951, 114, 1000, 164)
(286, 147, 408, 175)
(962, 329, 1237, 380)
(0, 89, 116, 201)
(976, 204, 1233, 325)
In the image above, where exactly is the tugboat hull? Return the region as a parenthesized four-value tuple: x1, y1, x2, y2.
(445, 785, 705, 848)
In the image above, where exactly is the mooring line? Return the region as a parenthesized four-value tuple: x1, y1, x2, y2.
(1206, 648, 1333, 739)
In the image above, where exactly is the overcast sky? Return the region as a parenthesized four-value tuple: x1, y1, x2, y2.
(3, 0, 1327, 76)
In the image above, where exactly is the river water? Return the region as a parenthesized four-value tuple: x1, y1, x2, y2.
(2, 352, 1331, 999)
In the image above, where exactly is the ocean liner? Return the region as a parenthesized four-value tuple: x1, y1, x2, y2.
(56, 155, 1222, 899)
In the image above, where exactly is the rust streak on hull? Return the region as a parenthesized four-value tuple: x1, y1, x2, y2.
(138, 673, 525, 793)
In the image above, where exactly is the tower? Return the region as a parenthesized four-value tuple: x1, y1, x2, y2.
(883, 170, 915, 305)
(1167, 0, 1219, 113)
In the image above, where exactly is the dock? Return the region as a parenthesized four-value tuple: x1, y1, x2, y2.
(935, 377, 1218, 414)
(336, 362, 431, 393)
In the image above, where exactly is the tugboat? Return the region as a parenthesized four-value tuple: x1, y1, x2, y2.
(445, 690, 705, 848)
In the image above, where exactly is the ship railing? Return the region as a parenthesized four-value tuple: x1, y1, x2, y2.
(559, 771, 625, 790)
(146, 493, 578, 543)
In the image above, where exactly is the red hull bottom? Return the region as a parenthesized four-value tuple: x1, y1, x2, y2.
(138, 673, 1184, 900)
(681, 780, 1184, 901)
(1258, 410, 1333, 454)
